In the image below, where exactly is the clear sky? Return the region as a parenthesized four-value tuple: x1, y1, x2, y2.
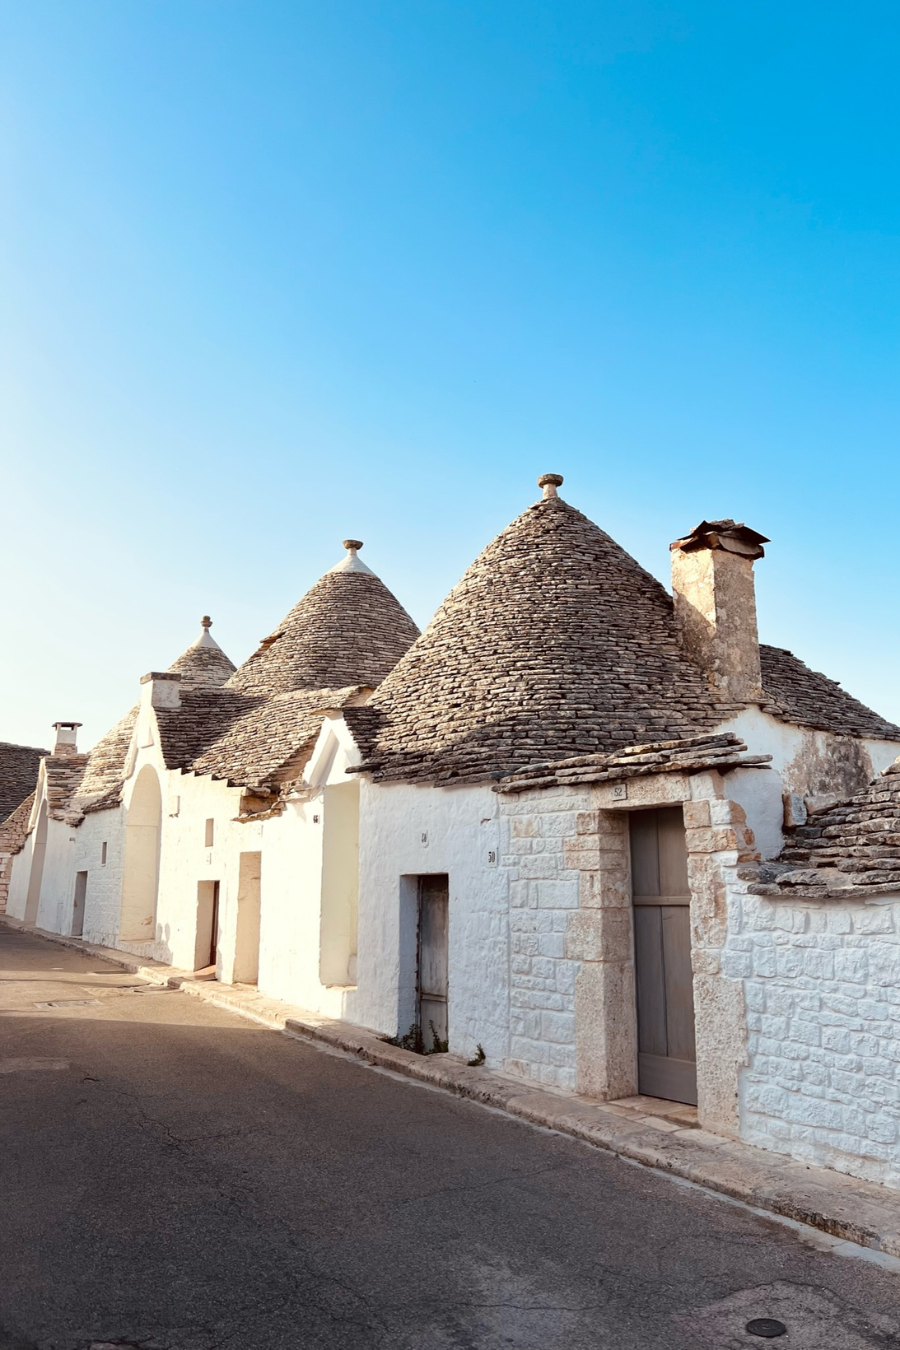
(2, 1, 899, 751)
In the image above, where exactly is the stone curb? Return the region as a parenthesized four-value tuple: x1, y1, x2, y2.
(5, 915, 899, 1259)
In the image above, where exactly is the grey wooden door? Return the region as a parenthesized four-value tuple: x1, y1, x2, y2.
(629, 807, 697, 1105)
(418, 875, 449, 1050)
(72, 872, 87, 938)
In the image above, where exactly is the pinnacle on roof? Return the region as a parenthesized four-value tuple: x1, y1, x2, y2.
(537, 472, 564, 498)
(168, 615, 237, 690)
(227, 540, 420, 696)
(351, 473, 727, 784)
(329, 540, 375, 575)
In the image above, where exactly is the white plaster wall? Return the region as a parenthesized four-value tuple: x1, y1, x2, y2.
(6, 827, 38, 921)
(723, 889, 900, 1190)
(718, 707, 900, 861)
(148, 757, 248, 971)
(253, 715, 365, 1018)
(72, 807, 127, 946)
(34, 818, 80, 935)
(355, 779, 508, 1066)
(253, 798, 339, 1011)
(4, 778, 82, 935)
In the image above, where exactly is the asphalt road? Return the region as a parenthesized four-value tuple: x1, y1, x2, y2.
(1, 926, 898, 1350)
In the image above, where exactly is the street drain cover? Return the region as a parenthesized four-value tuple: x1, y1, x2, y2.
(674, 1282, 899, 1349)
(34, 999, 101, 1009)
(747, 1319, 787, 1338)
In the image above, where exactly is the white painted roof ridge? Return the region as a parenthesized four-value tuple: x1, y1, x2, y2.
(329, 539, 375, 575)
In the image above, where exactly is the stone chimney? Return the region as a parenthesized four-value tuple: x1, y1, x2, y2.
(140, 671, 182, 710)
(51, 721, 82, 756)
(670, 519, 769, 704)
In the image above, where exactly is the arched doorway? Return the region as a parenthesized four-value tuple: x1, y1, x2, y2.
(120, 766, 162, 942)
(23, 799, 48, 927)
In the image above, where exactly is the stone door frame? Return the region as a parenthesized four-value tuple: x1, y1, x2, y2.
(563, 769, 757, 1137)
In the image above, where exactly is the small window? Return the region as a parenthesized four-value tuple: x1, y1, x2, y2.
(101, 841, 108, 866)
(204, 819, 215, 848)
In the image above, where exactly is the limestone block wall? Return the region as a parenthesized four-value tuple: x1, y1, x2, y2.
(498, 771, 761, 1131)
(501, 789, 589, 1092)
(728, 891, 900, 1189)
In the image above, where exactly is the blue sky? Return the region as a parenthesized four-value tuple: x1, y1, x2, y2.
(2, 1, 899, 750)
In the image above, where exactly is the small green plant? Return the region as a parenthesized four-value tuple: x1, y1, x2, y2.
(380, 1021, 450, 1055)
(467, 1043, 486, 1067)
(381, 1023, 426, 1054)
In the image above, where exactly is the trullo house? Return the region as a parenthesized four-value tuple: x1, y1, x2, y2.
(6, 476, 900, 1191)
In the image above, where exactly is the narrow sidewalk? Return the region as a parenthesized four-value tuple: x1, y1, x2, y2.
(4, 913, 898, 1261)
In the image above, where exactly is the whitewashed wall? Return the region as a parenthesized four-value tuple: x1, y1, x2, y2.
(34, 818, 79, 936)
(355, 778, 508, 1066)
(725, 890, 900, 1189)
(149, 752, 248, 970)
(6, 823, 39, 920)
(72, 806, 127, 946)
(721, 707, 900, 861)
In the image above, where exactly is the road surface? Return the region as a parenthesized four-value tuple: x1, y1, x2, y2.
(1, 925, 898, 1350)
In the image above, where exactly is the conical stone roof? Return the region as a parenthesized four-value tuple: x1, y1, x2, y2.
(351, 477, 731, 784)
(228, 542, 420, 696)
(168, 616, 236, 690)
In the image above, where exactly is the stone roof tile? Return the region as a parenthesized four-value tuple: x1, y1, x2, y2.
(166, 545, 419, 787)
(351, 489, 737, 784)
(156, 686, 364, 789)
(759, 647, 900, 742)
(227, 544, 419, 698)
(0, 742, 48, 822)
(764, 758, 900, 894)
(350, 484, 900, 786)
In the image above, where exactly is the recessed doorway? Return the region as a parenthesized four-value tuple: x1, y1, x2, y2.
(417, 874, 449, 1049)
(629, 806, 697, 1106)
(195, 880, 220, 972)
(72, 872, 88, 938)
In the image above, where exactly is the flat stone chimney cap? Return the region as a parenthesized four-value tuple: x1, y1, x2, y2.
(51, 721, 82, 730)
(140, 671, 182, 684)
(671, 518, 769, 560)
(538, 473, 564, 499)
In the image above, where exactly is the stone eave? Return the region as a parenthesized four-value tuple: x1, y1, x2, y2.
(748, 881, 900, 901)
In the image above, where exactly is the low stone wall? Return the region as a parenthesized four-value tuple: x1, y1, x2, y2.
(729, 890, 900, 1189)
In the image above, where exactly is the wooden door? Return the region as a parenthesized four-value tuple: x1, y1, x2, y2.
(209, 881, 220, 969)
(72, 872, 87, 938)
(195, 880, 220, 971)
(418, 875, 449, 1050)
(629, 807, 697, 1105)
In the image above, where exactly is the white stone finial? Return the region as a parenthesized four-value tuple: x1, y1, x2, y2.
(538, 473, 564, 500)
(330, 539, 374, 574)
(196, 615, 221, 649)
